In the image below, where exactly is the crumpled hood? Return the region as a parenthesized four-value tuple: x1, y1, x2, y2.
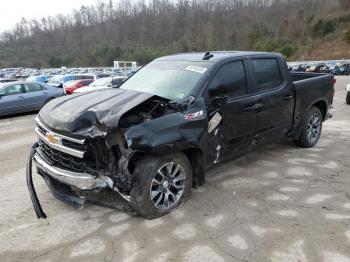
(39, 88, 153, 137)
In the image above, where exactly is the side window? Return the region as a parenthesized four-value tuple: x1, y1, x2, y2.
(24, 83, 43, 93)
(3, 84, 23, 96)
(208, 61, 247, 97)
(252, 59, 283, 91)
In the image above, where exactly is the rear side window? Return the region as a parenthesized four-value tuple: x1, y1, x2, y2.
(208, 61, 247, 97)
(24, 83, 43, 92)
(252, 59, 283, 91)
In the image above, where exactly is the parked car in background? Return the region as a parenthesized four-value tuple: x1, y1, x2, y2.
(47, 74, 95, 88)
(0, 81, 64, 117)
(331, 63, 350, 76)
(346, 84, 350, 105)
(73, 76, 127, 93)
(63, 79, 94, 94)
(27, 75, 49, 83)
(0, 78, 17, 83)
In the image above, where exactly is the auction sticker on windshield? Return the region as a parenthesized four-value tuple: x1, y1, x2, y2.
(185, 65, 207, 74)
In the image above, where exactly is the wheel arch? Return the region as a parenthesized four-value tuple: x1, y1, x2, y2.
(311, 100, 327, 121)
(182, 148, 205, 189)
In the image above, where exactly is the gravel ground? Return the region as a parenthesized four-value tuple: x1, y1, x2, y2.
(0, 77, 349, 262)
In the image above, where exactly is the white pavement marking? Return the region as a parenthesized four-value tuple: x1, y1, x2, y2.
(287, 167, 313, 176)
(271, 240, 307, 262)
(183, 246, 224, 262)
(276, 210, 298, 217)
(70, 238, 105, 257)
(266, 193, 290, 201)
(206, 214, 224, 228)
(227, 235, 248, 250)
(322, 251, 350, 262)
(173, 224, 197, 239)
(325, 214, 350, 220)
(280, 187, 300, 192)
(306, 194, 331, 204)
(106, 223, 130, 236)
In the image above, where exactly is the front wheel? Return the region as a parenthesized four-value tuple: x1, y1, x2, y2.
(130, 153, 193, 219)
(346, 92, 350, 105)
(295, 106, 323, 148)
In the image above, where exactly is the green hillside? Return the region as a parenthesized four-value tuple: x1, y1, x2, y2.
(0, 0, 349, 68)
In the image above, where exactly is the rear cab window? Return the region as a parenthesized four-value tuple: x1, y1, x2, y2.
(252, 58, 283, 92)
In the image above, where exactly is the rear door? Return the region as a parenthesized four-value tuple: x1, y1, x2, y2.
(23, 83, 48, 110)
(0, 83, 26, 115)
(205, 60, 257, 164)
(250, 57, 294, 144)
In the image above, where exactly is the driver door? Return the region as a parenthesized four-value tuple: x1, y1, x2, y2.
(206, 60, 257, 165)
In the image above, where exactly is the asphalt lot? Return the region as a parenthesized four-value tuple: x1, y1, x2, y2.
(0, 77, 349, 262)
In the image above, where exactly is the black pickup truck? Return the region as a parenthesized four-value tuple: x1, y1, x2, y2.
(27, 51, 335, 219)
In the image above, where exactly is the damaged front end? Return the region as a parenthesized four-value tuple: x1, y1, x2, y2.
(27, 89, 205, 218)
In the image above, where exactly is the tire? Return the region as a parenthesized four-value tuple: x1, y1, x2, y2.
(130, 152, 193, 219)
(45, 97, 54, 104)
(295, 106, 323, 148)
(346, 92, 350, 105)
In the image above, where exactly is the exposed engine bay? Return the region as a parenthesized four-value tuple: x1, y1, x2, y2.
(119, 98, 175, 128)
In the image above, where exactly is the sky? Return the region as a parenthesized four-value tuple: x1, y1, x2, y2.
(0, 0, 98, 33)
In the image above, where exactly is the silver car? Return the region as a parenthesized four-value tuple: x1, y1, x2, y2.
(0, 81, 64, 117)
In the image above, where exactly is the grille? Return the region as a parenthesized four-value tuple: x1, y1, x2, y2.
(37, 125, 86, 151)
(38, 140, 94, 173)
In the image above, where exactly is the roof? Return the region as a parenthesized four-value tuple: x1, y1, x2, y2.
(156, 51, 283, 63)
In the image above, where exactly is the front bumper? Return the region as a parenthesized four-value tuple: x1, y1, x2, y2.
(33, 153, 109, 190)
(27, 144, 112, 219)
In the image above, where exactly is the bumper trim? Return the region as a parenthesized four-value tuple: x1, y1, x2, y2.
(33, 153, 108, 190)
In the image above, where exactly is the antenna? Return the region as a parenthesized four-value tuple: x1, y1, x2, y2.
(203, 52, 214, 60)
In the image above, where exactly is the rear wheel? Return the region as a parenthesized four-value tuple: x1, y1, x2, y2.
(346, 92, 350, 105)
(130, 153, 193, 219)
(295, 106, 323, 148)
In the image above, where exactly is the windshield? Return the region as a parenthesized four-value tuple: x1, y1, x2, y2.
(120, 60, 211, 101)
(90, 77, 112, 87)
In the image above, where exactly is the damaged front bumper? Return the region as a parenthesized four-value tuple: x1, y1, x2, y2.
(33, 153, 110, 190)
(26, 143, 115, 219)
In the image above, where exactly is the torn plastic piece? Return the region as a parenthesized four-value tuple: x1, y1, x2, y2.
(26, 143, 47, 219)
(208, 112, 222, 133)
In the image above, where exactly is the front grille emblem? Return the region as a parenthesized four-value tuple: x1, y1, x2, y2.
(47, 133, 59, 144)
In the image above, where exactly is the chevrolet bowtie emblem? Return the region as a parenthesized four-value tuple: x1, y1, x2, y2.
(47, 133, 59, 144)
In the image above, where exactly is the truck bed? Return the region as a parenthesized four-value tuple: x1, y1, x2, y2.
(288, 71, 334, 139)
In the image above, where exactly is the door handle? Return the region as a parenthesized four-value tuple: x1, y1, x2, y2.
(244, 102, 264, 112)
(19, 96, 25, 98)
(284, 95, 293, 100)
(244, 105, 257, 112)
(256, 102, 263, 110)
